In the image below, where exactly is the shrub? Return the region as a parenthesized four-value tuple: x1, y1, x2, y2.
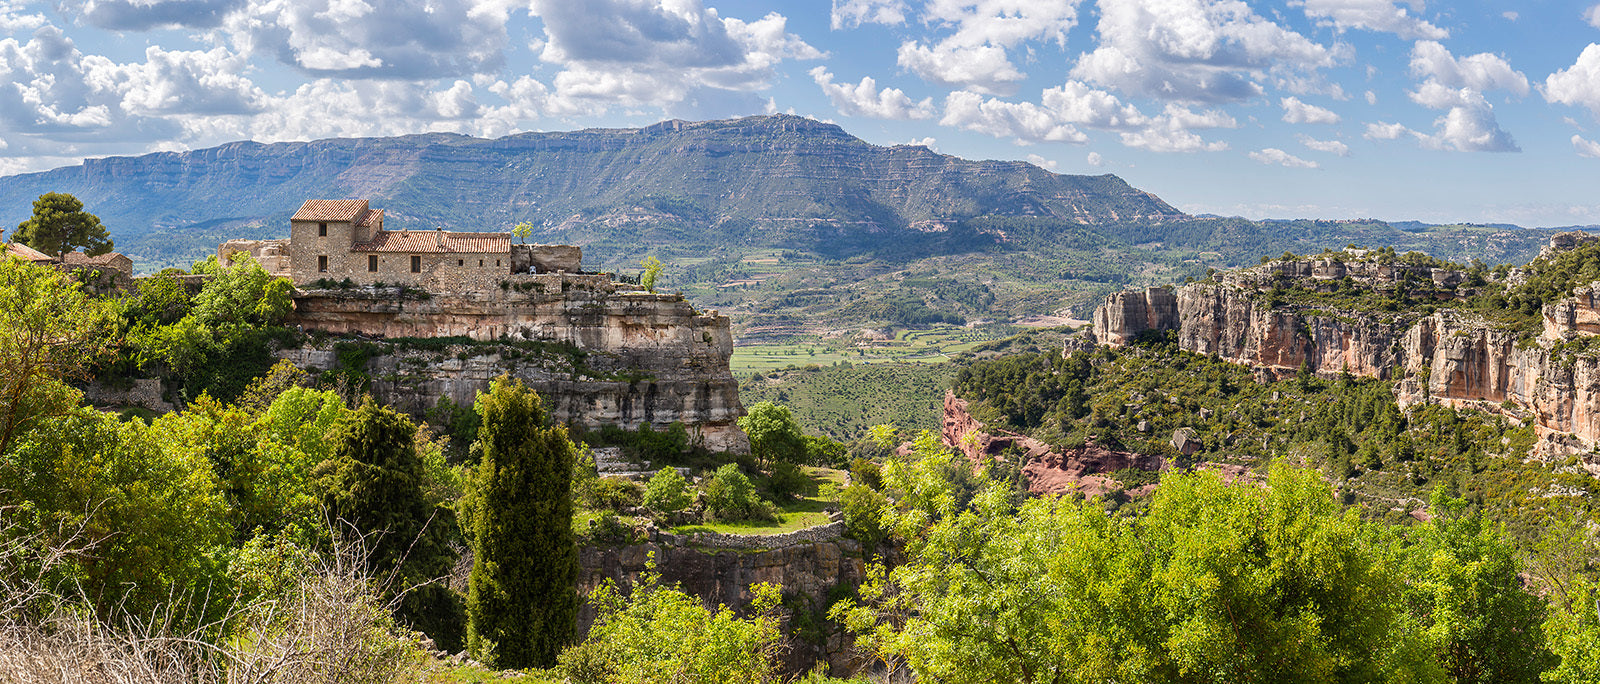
(767, 461, 810, 501)
(591, 478, 644, 512)
(643, 468, 692, 513)
(849, 457, 883, 491)
(704, 464, 776, 523)
(839, 484, 889, 553)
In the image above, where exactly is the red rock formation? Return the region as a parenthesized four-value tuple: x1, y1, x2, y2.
(942, 392, 1166, 497)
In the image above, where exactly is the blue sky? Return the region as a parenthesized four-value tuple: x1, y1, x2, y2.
(2, 0, 1599, 226)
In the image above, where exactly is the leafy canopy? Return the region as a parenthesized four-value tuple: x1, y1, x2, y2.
(12, 192, 113, 257)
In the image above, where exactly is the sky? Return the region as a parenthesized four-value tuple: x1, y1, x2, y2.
(2, 1, 1600, 227)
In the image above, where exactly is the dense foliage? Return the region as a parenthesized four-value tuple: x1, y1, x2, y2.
(12, 192, 113, 256)
(465, 376, 578, 668)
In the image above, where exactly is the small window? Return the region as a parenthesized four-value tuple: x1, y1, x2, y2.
(318, 222, 327, 237)
(479, 259, 484, 267)
(458, 259, 464, 266)
(318, 255, 328, 272)
(368, 255, 378, 272)
(497, 259, 501, 267)
(411, 255, 421, 273)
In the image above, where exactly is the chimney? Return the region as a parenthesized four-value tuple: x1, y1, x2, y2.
(436, 227, 445, 249)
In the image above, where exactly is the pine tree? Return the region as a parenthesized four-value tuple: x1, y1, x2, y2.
(466, 376, 578, 668)
(317, 398, 464, 651)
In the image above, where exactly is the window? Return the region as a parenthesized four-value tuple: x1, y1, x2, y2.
(411, 255, 421, 273)
(368, 255, 378, 272)
(497, 260, 501, 267)
(318, 255, 328, 272)
(458, 259, 464, 266)
(318, 222, 327, 237)
(479, 259, 484, 267)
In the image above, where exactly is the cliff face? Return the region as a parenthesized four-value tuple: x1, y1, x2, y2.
(1091, 256, 1600, 456)
(282, 275, 748, 453)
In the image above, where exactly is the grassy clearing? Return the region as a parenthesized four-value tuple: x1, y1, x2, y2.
(740, 363, 957, 439)
(669, 467, 844, 536)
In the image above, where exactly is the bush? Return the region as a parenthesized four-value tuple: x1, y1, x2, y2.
(704, 464, 776, 523)
(642, 468, 692, 513)
(839, 484, 889, 553)
(767, 461, 810, 501)
(591, 478, 644, 512)
(849, 457, 883, 491)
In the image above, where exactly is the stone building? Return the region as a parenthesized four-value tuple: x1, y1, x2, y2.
(239, 199, 584, 292)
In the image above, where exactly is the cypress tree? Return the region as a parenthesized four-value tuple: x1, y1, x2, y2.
(317, 397, 464, 651)
(466, 376, 577, 668)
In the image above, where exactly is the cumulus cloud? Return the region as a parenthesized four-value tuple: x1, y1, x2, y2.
(1281, 96, 1341, 124)
(1118, 104, 1233, 152)
(1364, 121, 1410, 139)
(1502, 11, 1516, 21)
(896, 0, 1083, 95)
(1545, 44, 1600, 119)
(1574, 134, 1600, 158)
(937, 80, 1149, 144)
(1298, 134, 1349, 155)
(1025, 153, 1057, 170)
(810, 67, 934, 119)
(1250, 147, 1319, 168)
(1401, 41, 1525, 152)
(1086, 151, 1103, 166)
(61, 0, 244, 30)
(1587, 4, 1600, 29)
(95, 45, 267, 116)
(221, 0, 508, 79)
(0, 1, 47, 32)
(530, 1, 822, 116)
(939, 90, 1088, 143)
(831, 0, 907, 29)
(1072, 0, 1336, 104)
(1295, 0, 1447, 39)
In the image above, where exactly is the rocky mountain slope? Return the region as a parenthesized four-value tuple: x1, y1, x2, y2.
(0, 114, 1179, 266)
(1092, 238, 1600, 462)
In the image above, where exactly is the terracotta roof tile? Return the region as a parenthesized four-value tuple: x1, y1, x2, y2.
(356, 208, 384, 228)
(5, 243, 54, 262)
(292, 199, 369, 223)
(352, 230, 510, 254)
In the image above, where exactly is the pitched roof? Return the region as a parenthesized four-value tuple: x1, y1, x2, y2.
(5, 243, 54, 262)
(355, 208, 384, 228)
(292, 199, 370, 223)
(352, 230, 511, 254)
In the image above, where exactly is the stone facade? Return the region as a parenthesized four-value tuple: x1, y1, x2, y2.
(274, 199, 582, 291)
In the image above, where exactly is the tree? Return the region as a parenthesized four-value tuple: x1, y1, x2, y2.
(643, 467, 691, 513)
(639, 255, 664, 292)
(557, 565, 783, 683)
(316, 398, 463, 651)
(738, 401, 807, 467)
(12, 192, 113, 257)
(0, 257, 116, 458)
(512, 221, 533, 244)
(466, 376, 577, 668)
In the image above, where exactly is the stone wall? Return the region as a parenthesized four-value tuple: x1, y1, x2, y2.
(81, 377, 172, 411)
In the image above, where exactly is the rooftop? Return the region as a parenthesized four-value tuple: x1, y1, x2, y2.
(292, 199, 371, 223)
(5, 243, 54, 262)
(351, 229, 511, 254)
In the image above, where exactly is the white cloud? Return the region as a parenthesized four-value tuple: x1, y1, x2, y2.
(1364, 121, 1410, 139)
(1118, 105, 1233, 152)
(1545, 44, 1600, 119)
(1039, 80, 1146, 129)
(1298, 134, 1349, 155)
(1587, 4, 1600, 29)
(1501, 11, 1516, 21)
(810, 67, 934, 120)
(1574, 134, 1600, 158)
(896, 136, 937, 149)
(96, 45, 266, 116)
(224, 0, 507, 78)
(1281, 96, 1340, 124)
(1086, 151, 1103, 166)
(1403, 41, 1525, 153)
(939, 90, 1088, 143)
(1295, 0, 1447, 39)
(60, 0, 243, 30)
(1026, 153, 1057, 170)
(529, 2, 822, 117)
(830, 0, 906, 29)
(1072, 0, 1336, 104)
(896, 0, 1083, 95)
(0, 1, 47, 32)
(1365, 90, 1376, 105)
(1250, 147, 1319, 168)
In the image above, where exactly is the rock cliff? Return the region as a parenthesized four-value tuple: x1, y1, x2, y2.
(941, 391, 1165, 496)
(280, 274, 749, 453)
(1091, 251, 1600, 457)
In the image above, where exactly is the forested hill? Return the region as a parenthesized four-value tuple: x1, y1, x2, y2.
(0, 114, 1181, 267)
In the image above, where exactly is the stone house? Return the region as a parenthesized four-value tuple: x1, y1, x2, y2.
(278, 199, 582, 291)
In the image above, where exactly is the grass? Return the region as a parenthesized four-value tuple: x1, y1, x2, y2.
(669, 467, 843, 536)
(730, 324, 1018, 374)
(422, 663, 560, 683)
(739, 363, 957, 439)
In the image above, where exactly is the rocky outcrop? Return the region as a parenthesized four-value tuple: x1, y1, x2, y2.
(1091, 253, 1600, 458)
(942, 391, 1165, 497)
(282, 275, 748, 453)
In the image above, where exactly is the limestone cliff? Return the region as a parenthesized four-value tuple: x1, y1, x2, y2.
(1091, 251, 1600, 458)
(281, 273, 749, 453)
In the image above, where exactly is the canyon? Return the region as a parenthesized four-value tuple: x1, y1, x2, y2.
(1092, 241, 1600, 464)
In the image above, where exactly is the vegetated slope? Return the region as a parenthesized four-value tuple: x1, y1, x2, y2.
(738, 362, 956, 439)
(0, 114, 1179, 267)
